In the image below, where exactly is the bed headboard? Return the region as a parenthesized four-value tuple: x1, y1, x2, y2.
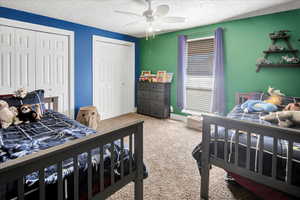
(235, 92, 264, 105)
(44, 97, 59, 112)
(0, 94, 59, 112)
(236, 92, 300, 106)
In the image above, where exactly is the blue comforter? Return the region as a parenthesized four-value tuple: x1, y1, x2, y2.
(0, 110, 144, 200)
(193, 105, 300, 186)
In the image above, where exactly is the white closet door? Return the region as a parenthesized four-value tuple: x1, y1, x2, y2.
(36, 32, 69, 115)
(0, 26, 35, 94)
(14, 28, 36, 91)
(93, 40, 134, 120)
(0, 25, 15, 94)
(120, 44, 134, 115)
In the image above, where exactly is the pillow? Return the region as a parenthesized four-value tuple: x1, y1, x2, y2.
(0, 90, 45, 112)
(0, 94, 20, 107)
(21, 89, 45, 105)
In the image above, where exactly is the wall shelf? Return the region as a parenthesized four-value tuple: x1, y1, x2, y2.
(263, 49, 298, 54)
(270, 35, 290, 40)
(256, 63, 300, 72)
(256, 31, 300, 72)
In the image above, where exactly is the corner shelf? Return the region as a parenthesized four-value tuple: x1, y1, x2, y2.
(263, 49, 298, 54)
(256, 31, 300, 72)
(270, 35, 290, 40)
(256, 63, 300, 72)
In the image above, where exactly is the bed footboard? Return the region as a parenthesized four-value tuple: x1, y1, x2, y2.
(0, 120, 144, 200)
(200, 114, 300, 199)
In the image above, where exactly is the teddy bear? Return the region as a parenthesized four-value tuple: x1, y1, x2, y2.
(284, 103, 300, 111)
(0, 100, 22, 129)
(261, 111, 300, 128)
(18, 104, 39, 123)
(264, 87, 285, 106)
(13, 88, 28, 99)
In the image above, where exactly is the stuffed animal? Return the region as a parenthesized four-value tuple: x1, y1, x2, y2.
(34, 104, 43, 120)
(9, 106, 22, 125)
(264, 87, 285, 106)
(18, 104, 39, 123)
(269, 44, 284, 51)
(284, 103, 300, 111)
(0, 100, 22, 129)
(13, 88, 28, 99)
(269, 30, 290, 39)
(241, 100, 277, 113)
(280, 55, 300, 64)
(256, 57, 272, 65)
(261, 111, 300, 128)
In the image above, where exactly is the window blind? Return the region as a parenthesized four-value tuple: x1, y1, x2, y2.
(187, 39, 214, 76)
(184, 38, 215, 113)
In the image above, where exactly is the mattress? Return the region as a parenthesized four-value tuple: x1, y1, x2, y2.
(0, 110, 147, 200)
(192, 105, 300, 186)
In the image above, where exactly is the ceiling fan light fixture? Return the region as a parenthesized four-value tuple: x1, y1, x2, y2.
(146, 23, 156, 40)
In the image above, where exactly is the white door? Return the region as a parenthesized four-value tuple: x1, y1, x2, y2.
(36, 32, 69, 115)
(14, 28, 36, 91)
(0, 26, 36, 94)
(93, 37, 135, 120)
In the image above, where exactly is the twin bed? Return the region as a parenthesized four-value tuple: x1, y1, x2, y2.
(0, 91, 146, 200)
(193, 92, 300, 199)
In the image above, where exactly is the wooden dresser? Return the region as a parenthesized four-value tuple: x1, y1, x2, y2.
(137, 82, 171, 119)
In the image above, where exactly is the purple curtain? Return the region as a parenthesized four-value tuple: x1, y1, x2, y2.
(211, 28, 225, 114)
(177, 35, 187, 110)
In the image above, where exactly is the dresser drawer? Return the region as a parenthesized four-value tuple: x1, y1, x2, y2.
(150, 102, 167, 118)
(137, 100, 150, 115)
(150, 91, 165, 101)
(149, 83, 165, 92)
(138, 82, 151, 90)
(138, 90, 150, 100)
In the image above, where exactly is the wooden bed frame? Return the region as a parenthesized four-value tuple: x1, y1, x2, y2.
(0, 96, 144, 200)
(200, 92, 300, 199)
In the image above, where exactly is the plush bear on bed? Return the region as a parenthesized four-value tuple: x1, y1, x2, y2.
(0, 100, 22, 128)
(261, 111, 300, 128)
(18, 104, 39, 123)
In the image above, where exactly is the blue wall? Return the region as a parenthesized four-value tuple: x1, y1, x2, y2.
(0, 7, 140, 115)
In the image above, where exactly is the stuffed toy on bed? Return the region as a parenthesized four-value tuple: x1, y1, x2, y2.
(261, 111, 300, 128)
(0, 100, 22, 129)
(18, 104, 39, 123)
(241, 100, 277, 113)
(284, 103, 300, 111)
(264, 87, 285, 106)
(13, 88, 28, 99)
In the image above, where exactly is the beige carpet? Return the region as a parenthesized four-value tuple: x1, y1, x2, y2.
(98, 113, 259, 200)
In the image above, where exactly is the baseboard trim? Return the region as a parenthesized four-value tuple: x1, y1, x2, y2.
(170, 113, 187, 122)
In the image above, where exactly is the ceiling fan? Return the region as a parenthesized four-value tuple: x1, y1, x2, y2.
(115, 0, 187, 39)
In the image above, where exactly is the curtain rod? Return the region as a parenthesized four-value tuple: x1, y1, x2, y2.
(179, 27, 225, 37)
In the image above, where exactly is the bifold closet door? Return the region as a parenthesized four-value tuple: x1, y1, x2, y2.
(93, 40, 134, 120)
(0, 25, 36, 94)
(36, 32, 69, 115)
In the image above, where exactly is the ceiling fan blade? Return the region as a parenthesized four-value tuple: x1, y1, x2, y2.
(132, 0, 147, 5)
(154, 4, 170, 17)
(162, 17, 187, 23)
(125, 19, 144, 27)
(115, 10, 142, 18)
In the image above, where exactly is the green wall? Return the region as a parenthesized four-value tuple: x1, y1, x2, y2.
(140, 9, 300, 115)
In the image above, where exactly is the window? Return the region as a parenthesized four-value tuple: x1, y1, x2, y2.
(183, 37, 215, 114)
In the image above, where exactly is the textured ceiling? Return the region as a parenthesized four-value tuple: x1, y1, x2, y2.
(0, 0, 299, 37)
